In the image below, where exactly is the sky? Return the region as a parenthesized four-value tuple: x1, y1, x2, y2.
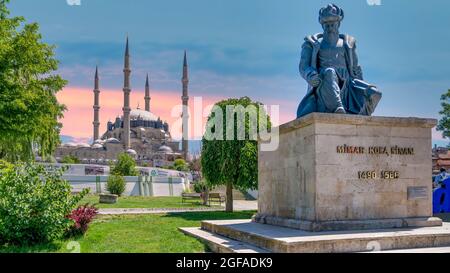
(7, 0, 450, 146)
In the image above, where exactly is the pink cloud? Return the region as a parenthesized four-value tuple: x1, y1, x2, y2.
(57, 86, 296, 140)
(57, 86, 223, 139)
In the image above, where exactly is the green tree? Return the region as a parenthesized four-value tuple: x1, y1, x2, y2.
(61, 155, 80, 164)
(173, 158, 189, 172)
(111, 153, 138, 176)
(106, 175, 126, 196)
(0, 163, 88, 245)
(0, 0, 67, 162)
(437, 89, 450, 141)
(201, 97, 271, 212)
(0, 159, 12, 172)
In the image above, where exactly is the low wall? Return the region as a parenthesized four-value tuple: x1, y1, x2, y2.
(40, 163, 193, 180)
(65, 175, 189, 197)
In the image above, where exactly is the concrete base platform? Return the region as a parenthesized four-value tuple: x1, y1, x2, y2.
(179, 227, 269, 253)
(182, 220, 450, 253)
(252, 214, 443, 232)
(364, 246, 450, 253)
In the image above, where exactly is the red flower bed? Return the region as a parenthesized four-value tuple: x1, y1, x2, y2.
(67, 204, 98, 236)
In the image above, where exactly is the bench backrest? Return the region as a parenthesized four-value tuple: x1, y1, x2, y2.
(209, 193, 223, 198)
(183, 193, 201, 197)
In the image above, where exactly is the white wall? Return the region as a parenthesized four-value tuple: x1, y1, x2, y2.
(40, 163, 193, 180)
(65, 175, 189, 197)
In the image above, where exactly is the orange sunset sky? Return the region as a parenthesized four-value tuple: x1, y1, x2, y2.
(57, 86, 294, 142)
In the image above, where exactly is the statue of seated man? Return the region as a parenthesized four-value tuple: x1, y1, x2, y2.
(297, 4, 382, 118)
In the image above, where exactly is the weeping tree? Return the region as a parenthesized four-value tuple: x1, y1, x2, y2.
(437, 89, 450, 142)
(201, 97, 271, 212)
(0, 0, 67, 162)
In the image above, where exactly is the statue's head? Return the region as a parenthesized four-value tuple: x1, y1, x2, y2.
(319, 4, 344, 34)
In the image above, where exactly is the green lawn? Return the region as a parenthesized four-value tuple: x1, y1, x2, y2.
(0, 211, 256, 253)
(79, 195, 221, 209)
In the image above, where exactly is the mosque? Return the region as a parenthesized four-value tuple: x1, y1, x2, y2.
(55, 38, 190, 167)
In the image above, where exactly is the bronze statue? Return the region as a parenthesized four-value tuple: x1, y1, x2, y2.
(297, 4, 382, 118)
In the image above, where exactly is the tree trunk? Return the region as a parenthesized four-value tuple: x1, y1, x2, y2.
(226, 182, 233, 212)
(202, 188, 209, 206)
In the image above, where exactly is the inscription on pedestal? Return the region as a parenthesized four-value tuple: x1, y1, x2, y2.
(337, 145, 415, 156)
(408, 186, 429, 200)
(336, 145, 413, 180)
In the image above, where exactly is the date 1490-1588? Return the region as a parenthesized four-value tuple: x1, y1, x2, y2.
(358, 171, 399, 180)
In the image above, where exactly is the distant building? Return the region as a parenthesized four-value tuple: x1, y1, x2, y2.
(55, 38, 190, 167)
(432, 145, 450, 174)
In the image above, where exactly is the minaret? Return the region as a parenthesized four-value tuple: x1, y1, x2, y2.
(145, 73, 151, 112)
(181, 51, 189, 160)
(92, 66, 100, 142)
(122, 37, 131, 149)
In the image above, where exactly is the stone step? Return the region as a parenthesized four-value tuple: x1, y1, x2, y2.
(179, 227, 269, 253)
(200, 219, 450, 253)
(363, 246, 450, 253)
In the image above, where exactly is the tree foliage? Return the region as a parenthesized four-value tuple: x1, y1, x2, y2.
(61, 155, 80, 164)
(201, 97, 271, 211)
(437, 89, 450, 140)
(173, 158, 189, 172)
(111, 153, 138, 176)
(106, 175, 126, 196)
(0, 0, 67, 162)
(0, 163, 88, 245)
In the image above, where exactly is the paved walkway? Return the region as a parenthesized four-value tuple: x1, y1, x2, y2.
(98, 200, 257, 215)
(233, 200, 258, 211)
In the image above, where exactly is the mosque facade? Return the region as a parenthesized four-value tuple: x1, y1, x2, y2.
(55, 38, 189, 167)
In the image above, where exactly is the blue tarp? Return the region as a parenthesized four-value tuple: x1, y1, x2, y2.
(433, 177, 450, 213)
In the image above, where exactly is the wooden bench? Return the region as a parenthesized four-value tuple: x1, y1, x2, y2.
(182, 192, 202, 203)
(208, 192, 226, 206)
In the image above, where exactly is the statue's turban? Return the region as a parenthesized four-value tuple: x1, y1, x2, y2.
(319, 4, 344, 24)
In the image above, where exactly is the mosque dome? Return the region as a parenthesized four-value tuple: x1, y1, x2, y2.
(130, 108, 159, 122)
(94, 139, 104, 144)
(126, 149, 137, 155)
(158, 145, 173, 154)
(64, 142, 77, 147)
(106, 138, 120, 144)
(77, 143, 91, 148)
(92, 143, 104, 149)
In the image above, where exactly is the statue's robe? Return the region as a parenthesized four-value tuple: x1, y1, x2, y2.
(296, 33, 382, 118)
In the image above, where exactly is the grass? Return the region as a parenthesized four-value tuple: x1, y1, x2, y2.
(2, 212, 449, 253)
(78, 194, 221, 209)
(0, 210, 256, 253)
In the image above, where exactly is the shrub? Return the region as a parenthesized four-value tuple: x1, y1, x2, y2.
(106, 175, 126, 196)
(193, 180, 211, 205)
(0, 159, 13, 172)
(0, 163, 88, 245)
(182, 188, 192, 194)
(193, 180, 211, 194)
(66, 204, 98, 237)
(61, 155, 80, 164)
(173, 159, 189, 172)
(111, 153, 138, 176)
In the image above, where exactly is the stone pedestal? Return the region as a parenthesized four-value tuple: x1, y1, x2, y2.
(181, 113, 450, 252)
(253, 113, 442, 231)
(99, 193, 118, 204)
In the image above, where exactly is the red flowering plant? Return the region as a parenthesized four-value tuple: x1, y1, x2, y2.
(66, 204, 98, 237)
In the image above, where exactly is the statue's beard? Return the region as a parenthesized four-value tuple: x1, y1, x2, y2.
(325, 29, 339, 35)
(324, 29, 339, 41)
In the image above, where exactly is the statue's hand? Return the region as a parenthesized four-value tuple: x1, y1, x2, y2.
(308, 74, 321, 87)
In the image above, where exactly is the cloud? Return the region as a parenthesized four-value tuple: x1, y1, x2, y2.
(57, 86, 223, 139)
